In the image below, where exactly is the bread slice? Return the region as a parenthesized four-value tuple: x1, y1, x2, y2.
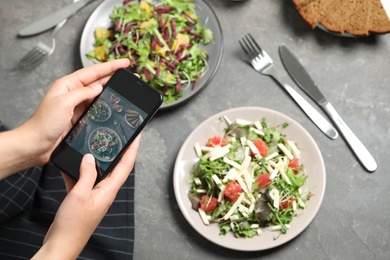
(319, 0, 357, 34)
(369, 0, 390, 33)
(293, 0, 390, 36)
(293, 0, 316, 9)
(344, 0, 371, 36)
(297, 0, 337, 28)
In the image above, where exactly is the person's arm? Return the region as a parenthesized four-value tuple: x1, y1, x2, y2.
(0, 59, 130, 179)
(0, 58, 141, 258)
(0, 126, 40, 177)
(32, 134, 141, 259)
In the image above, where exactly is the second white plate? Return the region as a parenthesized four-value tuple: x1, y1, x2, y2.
(79, 0, 224, 109)
(173, 107, 326, 251)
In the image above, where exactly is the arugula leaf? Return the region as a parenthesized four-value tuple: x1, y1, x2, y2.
(286, 168, 308, 189)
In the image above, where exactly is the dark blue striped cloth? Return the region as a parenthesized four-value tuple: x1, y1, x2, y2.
(0, 122, 135, 259)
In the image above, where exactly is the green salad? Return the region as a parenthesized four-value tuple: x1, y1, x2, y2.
(90, 129, 120, 161)
(188, 116, 312, 239)
(86, 0, 214, 103)
(87, 100, 111, 122)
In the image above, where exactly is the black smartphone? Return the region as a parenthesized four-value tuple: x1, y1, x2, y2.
(51, 68, 163, 183)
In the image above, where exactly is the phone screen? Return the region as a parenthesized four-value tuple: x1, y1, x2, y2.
(65, 86, 147, 171)
(51, 69, 162, 182)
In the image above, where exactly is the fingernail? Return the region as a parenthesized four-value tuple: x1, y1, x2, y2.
(84, 153, 95, 164)
(91, 84, 102, 91)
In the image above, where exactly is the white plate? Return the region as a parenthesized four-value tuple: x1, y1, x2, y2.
(79, 0, 224, 109)
(173, 107, 326, 251)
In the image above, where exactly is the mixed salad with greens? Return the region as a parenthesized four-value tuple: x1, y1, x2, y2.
(87, 100, 111, 122)
(90, 128, 120, 161)
(86, 0, 214, 103)
(188, 116, 312, 239)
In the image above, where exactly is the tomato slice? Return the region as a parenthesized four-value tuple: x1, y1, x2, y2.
(252, 139, 268, 156)
(199, 195, 218, 212)
(280, 197, 294, 210)
(255, 173, 272, 190)
(224, 182, 243, 202)
(206, 136, 227, 147)
(288, 158, 300, 169)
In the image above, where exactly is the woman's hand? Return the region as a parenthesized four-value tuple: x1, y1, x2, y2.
(0, 59, 130, 178)
(27, 58, 131, 164)
(32, 134, 141, 260)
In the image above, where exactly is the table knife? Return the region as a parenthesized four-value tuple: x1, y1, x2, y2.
(279, 45, 377, 172)
(18, 0, 94, 36)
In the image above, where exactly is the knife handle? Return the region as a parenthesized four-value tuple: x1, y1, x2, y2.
(322, 102, 377, 172)
(283, 84, 339, 140)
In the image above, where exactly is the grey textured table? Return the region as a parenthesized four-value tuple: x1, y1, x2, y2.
(1, 0, 390, 259)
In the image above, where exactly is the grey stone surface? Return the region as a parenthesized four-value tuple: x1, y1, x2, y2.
(1, 0, 389, 259)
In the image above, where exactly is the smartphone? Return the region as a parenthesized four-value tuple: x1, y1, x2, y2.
(51, 68, 163, 183)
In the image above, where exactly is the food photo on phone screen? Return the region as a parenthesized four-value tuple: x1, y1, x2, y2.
(65, 86, 147, 171)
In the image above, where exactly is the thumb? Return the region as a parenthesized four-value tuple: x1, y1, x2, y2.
(76, 154, 98, 190)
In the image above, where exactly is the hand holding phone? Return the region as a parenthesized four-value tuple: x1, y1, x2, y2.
(51, 68, 163, 182)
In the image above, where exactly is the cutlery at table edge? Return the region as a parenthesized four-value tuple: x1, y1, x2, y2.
(239, 33, 339, 140)
(278, 45, 377, 173)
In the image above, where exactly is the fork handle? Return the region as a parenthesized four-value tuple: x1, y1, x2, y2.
(283, 84, 339, 140)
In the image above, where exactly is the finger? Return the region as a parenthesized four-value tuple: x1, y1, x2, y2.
(66, 59, 130, 89)
(97, 134, 141, 192)
(60, 83, 103, 111)
(72, 72, 137, 117)
(71, 74, 113, 116)
(76, 154, 98, 191)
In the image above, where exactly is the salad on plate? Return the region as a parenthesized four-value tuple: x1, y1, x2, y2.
(86, 0, 214, 104)
(87, 100, 111, 122)
(188, 116, 312, 239)
(89, 128, 122, 162)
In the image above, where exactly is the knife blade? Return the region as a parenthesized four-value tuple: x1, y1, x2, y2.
(18, 0, 94, 37)
(279, 45, 377, 172)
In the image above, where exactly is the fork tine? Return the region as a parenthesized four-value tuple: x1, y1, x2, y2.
(19, 48, 47, 69)
(19, 49, 40, 65)
(239, 40, 249, 57)
(239, 33, 267, 60)
(26, 56, 47, 69)
(243, 34, 258, 58)
(239, 36, 253, 57)
(246, 33, 264, 56)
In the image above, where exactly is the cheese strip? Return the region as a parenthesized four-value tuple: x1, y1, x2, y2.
(198, 208, 210, 225)
(286, 139, 300, 159)
(223, 157, 242, 169)
(223, 193, 245, 220)
(277, 143, 294, 160)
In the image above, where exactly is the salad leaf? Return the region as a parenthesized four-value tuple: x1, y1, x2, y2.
(286, 168, 308, 189)
(86, 0, 213, 104)
(188, 116, 311, 239)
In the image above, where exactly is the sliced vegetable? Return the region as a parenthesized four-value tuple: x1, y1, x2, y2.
(188, 116, 311, 239)
(199, 195, 218, 212)
(86, 0, 214, 104)
(224, 182, 243, 202)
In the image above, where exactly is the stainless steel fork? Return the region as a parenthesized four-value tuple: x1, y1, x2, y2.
(239, 33, 338, 140)
(18, 19, 67, 70)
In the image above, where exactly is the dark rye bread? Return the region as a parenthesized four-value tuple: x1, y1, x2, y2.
(294, 0, 337, 29)
(344, 0, 370, 35)
(369, 0, 390, 33)
(293, 0, 390, 36)
(321, 0, 357, 34)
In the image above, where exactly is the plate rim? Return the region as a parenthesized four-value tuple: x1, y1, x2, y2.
(79, 0, 224, 109)
(173, 106, 326, 251)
